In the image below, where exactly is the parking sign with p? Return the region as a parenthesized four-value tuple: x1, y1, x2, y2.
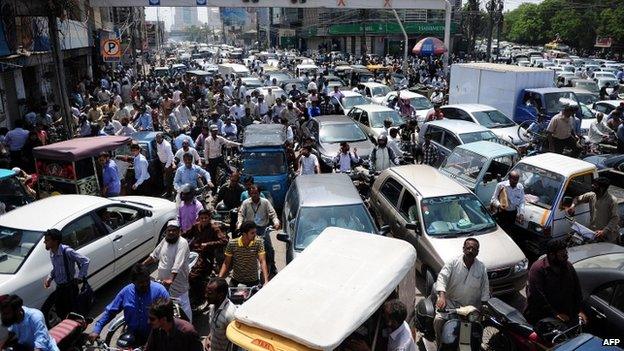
(101, 38, 121, 62)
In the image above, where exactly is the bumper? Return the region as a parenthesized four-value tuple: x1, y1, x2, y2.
(490, 270, 528, 296)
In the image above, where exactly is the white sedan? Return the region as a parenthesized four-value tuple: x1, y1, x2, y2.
(0, 195, 177, 331)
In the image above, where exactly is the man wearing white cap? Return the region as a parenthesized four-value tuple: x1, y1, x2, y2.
(142, 220, 192, 322)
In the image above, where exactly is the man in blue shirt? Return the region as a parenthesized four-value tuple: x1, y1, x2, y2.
(0, 295, 59, 351)
(43, 229, 90, 322)
(135, 105, 153, 131)
(221, 117, 237, 139)
(98, 152, 121, 197)
(89, 265, 169, 346)
(173, 153, 212, 193)
(118, 143, 151, 195)
(174, 131, 195, 150)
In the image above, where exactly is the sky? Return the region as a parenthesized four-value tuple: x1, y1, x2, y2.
(144, 1, 543, 30)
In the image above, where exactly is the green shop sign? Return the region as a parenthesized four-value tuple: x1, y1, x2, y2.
(328, 22, 457, 36)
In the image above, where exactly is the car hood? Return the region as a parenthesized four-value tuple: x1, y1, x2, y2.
(428, 227, 526, 270)
(318, 140, 374, 159)
(490, 125, 526, 145)
(111, 196, 176, 212)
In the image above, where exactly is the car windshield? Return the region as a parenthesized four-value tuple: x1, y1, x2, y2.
(342, 95, 369, 110)
(472, 110, 516, 128)
(371, 86, 391, 97)
(320, 123, 368, 143)
(295, 205, 375, 250)
(544, 92, 579, 114)
(573, 253, 624, 270)
(242, 152, 287, 176)
(409, 97, 433, 110)
(579, 104, 595, 120)
(0, 177, 31, 210)
(459, 131, 498, 144)
(441, 148, 487, 186)
(421, 194, 496, 237)
(575, 93, 597, 105)
(513, 163, 564, 210)
(0, 226, 43, 274)
(574, 81, 598, 93)
(370, 110, 404, 128)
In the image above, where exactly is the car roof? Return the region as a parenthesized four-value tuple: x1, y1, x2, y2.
(0, 195, 111, 231)
(389, 165, 469, 198)
(567, 242, 624, 265)
(352, 104, 394, 112)
(425, 119, 491, 133)
(442, 103, 499, 113)
(360, 82, 387, 88)
(295, 174, 363, 207)
(0, 169, 16, 180)
(394, 90, 427, 98)
(340, 90, 364, 97)
(596, 100, 623, 106)
(312, 115, 358, 124)
(519, 153, 596, 176)
(456, 141, 517, 157)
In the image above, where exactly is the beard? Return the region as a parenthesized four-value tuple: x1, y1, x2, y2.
(165, 236, 179, 244)
(1, 318, 14, 327)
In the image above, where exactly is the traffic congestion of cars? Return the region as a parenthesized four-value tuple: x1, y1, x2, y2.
(1, 38, 624, 351)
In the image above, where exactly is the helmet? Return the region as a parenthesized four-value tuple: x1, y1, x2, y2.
(116, 332, 136, 348)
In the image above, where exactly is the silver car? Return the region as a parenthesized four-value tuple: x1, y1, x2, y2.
(369, 165, 528, 295)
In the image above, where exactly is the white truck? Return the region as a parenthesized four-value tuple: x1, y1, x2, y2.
(449, 63, 570, 124)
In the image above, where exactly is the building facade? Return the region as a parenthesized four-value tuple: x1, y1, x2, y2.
(173, 7, 199, 31)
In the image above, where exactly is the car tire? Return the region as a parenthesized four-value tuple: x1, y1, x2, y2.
(424, 269, 435, 297)
(41, 294, 62, 328)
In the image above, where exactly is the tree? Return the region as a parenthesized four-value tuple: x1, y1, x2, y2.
(503, 3, 545, 45)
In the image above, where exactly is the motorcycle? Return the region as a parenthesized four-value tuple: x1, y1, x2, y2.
(2, 313, 91, 351)
(415, 294, 483, 351)
(481, 297, 585, 351)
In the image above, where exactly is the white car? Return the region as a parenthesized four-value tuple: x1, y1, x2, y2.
(357, 82, 392, 104)
(377, 90, 434, 122)
(440, 104, 527, 147)
(0, 195, 177, 331)
(347, 104, 405, 140)
(592, 100, 624, 115)
(335, 90, 371, 115)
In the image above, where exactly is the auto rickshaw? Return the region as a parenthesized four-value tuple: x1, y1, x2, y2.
(226, 227, 418, 350)
(33, 136, 131, 197)
(241, 124, 292, 211)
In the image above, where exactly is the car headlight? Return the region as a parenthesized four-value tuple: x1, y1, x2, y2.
(320, 154, 334, 166)
(513, 258, 528, 273)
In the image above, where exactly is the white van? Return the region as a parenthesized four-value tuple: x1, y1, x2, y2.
(217, 63, 250, 78)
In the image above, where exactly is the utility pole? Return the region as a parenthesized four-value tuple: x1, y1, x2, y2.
(256, 9, 261, 50)
(268, 8, 274, 49)
(48, 12, 73, 137)
(361, 9, 368, 64)
(495, 1, 504, 62)
(486, 0, 495, 62)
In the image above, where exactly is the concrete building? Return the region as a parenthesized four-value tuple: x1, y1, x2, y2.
(0, 0, 93, 128)
(173, 7, 199, 31)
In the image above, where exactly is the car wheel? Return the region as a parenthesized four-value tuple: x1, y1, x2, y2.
(41, 294, 62, 328)
(424, 269, 435, 297)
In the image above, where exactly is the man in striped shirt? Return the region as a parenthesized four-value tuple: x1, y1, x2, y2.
(218, 221, 269, 287)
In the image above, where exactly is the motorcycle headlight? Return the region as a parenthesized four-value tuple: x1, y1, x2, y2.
(468, 310, 481, 323)
(514, 258, 529, 273)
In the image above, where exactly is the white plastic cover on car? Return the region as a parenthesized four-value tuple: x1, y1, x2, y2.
(233, 227, 417, 350)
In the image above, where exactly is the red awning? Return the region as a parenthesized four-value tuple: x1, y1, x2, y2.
(33, 136, 131, 161)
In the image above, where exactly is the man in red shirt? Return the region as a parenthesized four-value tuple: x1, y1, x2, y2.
(426, 104, 444, 122)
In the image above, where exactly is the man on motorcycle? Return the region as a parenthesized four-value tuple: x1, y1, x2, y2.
(434, 238, 490, 344)
(370, 135, 400, 172)
(173, 153, 213, 196)
(347, 300, 416, 351)
(524, 240, 587, 326)
(219, 221, 270, 287)
(0, 294, 59, 351)
(214, 171, 245, 210)
(145, 299, 202, 351)
(333, 142, 361, 173)
(89, 264, 170, 346)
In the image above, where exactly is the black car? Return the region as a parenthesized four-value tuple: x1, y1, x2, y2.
(299, 115, 375, 172)
(568, 243, 624, 339)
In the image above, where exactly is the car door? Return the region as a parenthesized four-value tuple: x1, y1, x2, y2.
(93, 205, 154, 274)
(61, 214, 114, 289)
(371, 176, 403, 231)
(440, 130, 460, 159)
(552, 173, 592, 236)
(584, 281, 624, 338)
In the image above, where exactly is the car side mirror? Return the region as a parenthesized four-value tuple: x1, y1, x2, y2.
(276, 233, 291, 243)
(379, 225, 390, 236)
(405, 222, 421, 235)
(143, 210, 153, 217)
